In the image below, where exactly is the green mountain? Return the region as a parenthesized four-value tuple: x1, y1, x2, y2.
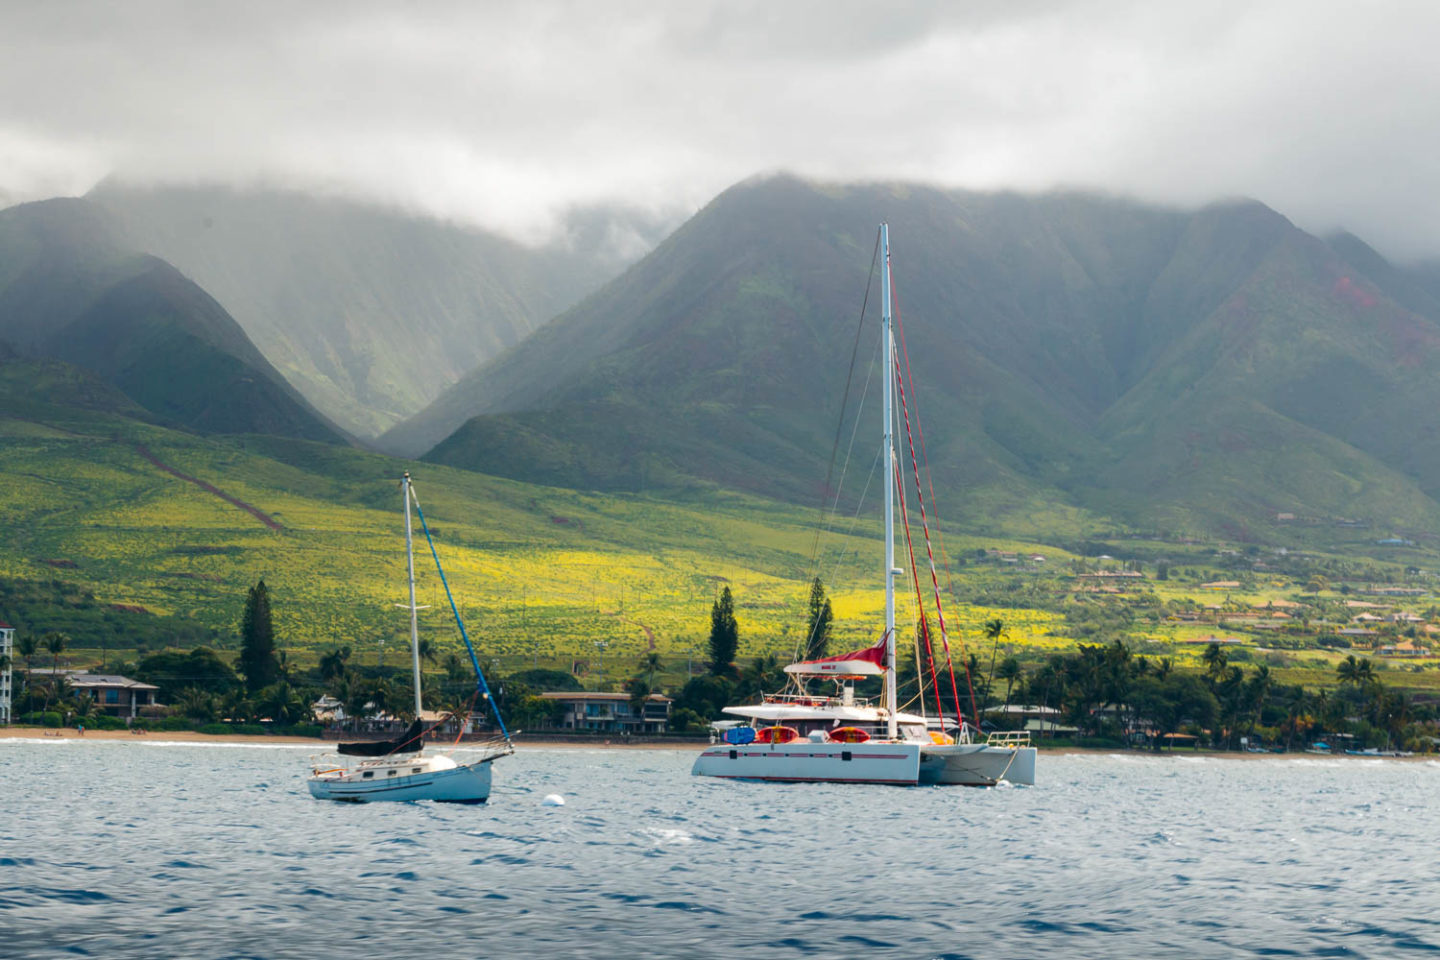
(90, 184, 661, 437)
(399, 175, 1440, 540)
(0, 198, 343, 443)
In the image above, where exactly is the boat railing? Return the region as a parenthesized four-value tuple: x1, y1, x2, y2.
(761, 693, 873, 708)
(985, 730, 1032, 748)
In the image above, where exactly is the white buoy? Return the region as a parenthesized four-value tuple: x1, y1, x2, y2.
(542, 793, 565, 807)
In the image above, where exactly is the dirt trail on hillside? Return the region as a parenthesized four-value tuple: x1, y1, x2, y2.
(134, 443, 283, 531)
(616, 615, 658, 651)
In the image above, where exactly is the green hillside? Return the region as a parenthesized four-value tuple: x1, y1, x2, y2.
(0, 198, 343, 444)
(0, 354, 1014, 666)
(10, 352, 1440, 712)
(90, 184, 660, 437)
(398, 175, 1440, 543)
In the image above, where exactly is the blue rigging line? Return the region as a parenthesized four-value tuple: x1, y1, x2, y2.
(411, 492, 511, 741)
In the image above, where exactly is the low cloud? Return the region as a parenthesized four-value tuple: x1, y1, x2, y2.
(2, 1, 1437, 257)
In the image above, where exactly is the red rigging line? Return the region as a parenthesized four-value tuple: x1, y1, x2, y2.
(891, 338, 978, 731)
(891, 279, 978, 722)
(891, 293, 961, 602)
(894, 457, 949, 731)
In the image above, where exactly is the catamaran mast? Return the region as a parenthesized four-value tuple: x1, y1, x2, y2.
(881, 223, 898, 741)
(404, 473, 423, 720)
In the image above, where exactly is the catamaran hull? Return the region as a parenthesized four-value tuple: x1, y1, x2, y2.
(920, 744, 1037, 786)
(691, 741, 923, 784)
(308, 760, 494, 803)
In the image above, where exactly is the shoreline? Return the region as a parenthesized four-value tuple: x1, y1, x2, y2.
(0, 727, 1429, 760)
(0, 727, 698, 749)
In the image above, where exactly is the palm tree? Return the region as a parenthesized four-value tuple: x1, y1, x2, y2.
(996, 658, 1022, 713)
(16, 634, 37, 676)
(219, 687, 253, 725)
(44, 630, 67, 673)
(338, 673, 371, 731)
(639, 652, 663, 690)
(71, 690, 96, 723)
(1244, 665, 1273, 744)
(1337, 655, 1375, 686)
(1201, 643, 1228, 683)
(14, 634, 36, 709)
(982, 619, 1007, 714)
(176, 687, 217, 722)
(367, 677, 396, 722)
(319, 645, 352, 683)
(258, 680, 306, 726)
(417, 637, 439, 667)
(625, 675, 651, 729)
(41, 632, 68, 711)
(1282, 686, 1308, 752)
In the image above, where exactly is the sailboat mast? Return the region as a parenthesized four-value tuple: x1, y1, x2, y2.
(404, 473, 423, 721)
(881, 223, 898, 741)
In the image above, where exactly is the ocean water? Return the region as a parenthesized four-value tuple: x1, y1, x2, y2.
(4, 742, 1440, 959)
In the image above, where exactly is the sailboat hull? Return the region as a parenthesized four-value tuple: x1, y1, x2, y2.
(919, 744, 1037, 786)
(691, 740, 923, 784)
(308, 757, 494, 803)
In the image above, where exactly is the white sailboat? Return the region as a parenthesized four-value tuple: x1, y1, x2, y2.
(308, 473, 513, 803)
(691, 224, 1037, 787)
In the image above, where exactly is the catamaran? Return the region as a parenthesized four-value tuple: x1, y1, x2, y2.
(691, 224, 1037, 787)
(308, 473, 513, 803)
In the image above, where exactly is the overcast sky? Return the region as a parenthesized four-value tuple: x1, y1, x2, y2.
(2, 1, 1438, 258)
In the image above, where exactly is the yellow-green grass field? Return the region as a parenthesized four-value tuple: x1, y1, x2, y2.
(10, 398, 1440, 695)
(1, 407, 1075, 677)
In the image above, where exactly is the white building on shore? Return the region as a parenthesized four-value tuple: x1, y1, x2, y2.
(0, 622, 12, 724)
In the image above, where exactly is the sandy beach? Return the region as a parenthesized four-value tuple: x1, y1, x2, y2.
(0, 726, 696, 749)
(2, 725, 1420, 758)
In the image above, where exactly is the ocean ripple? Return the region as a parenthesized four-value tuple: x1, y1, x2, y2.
(4, 742, 1440, 958)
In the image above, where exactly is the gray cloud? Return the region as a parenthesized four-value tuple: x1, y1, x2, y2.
(2, 1, 1438, 257)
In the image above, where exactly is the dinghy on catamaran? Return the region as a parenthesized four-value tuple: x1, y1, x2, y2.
(691, 224, 1036, 788)
(308, 473, 513, 803)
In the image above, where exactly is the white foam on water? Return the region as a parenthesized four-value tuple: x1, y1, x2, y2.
(642, 827, 693, 845)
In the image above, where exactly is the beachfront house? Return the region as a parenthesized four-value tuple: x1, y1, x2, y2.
(310, 695, 347, 724)
(68, 674, 160, 718)
(985, 704, 1078, 737)
(541, 691, 672, 734)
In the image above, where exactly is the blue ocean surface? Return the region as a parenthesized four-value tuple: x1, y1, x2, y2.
(4, 741, 1440, 959)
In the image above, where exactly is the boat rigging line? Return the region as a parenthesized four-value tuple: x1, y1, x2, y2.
(410, 484, 512, 743)
(806, 227, 882, 581)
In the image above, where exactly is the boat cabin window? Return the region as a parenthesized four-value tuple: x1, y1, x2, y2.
(412, 767, 421, 774)
(362, 771, 374, 779)
(388, 769, 398, 776)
